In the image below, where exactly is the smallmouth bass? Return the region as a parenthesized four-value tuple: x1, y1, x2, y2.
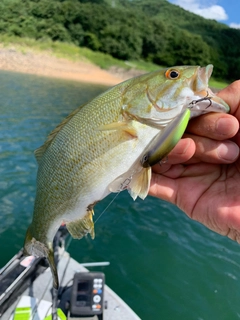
(24, 65, 229, 288)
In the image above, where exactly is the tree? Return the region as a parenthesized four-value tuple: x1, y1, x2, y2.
(100, 24, 142, 60)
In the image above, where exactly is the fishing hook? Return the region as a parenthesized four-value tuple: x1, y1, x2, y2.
(189, 91, 212, 109)
(120, 177, 132, 191)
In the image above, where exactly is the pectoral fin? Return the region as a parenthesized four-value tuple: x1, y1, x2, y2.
(109, 166, 151, 201)
(128, 167, 151, 200)
(98, 121, 138, 138)
(66, 210, 95, 240)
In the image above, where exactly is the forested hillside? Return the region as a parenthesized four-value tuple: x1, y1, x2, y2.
(0, 0, 239, 81)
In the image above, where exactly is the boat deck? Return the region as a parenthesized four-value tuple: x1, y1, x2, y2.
(2, 249, 141, 320)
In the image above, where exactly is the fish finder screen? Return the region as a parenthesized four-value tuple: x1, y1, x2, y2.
(76, 281, 91, 307)
(78, 281, 90, 292)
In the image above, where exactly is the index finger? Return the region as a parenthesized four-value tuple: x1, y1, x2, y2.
(217, 80, 240, 118)
(186, 80, 240, 140)
(186, 113, 238, 141)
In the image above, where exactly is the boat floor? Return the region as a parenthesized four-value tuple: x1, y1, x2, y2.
(2, 250, 141, 320)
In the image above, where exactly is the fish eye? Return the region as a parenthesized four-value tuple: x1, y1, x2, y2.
(165, 69, 180, 80)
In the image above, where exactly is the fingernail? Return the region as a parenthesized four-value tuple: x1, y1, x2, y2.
(216, 118, 236, 136)
(216, 118, 230, 134)
(217, 142, 239, 161)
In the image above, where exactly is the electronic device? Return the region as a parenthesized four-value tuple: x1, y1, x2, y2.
(69, 272, 105, 319)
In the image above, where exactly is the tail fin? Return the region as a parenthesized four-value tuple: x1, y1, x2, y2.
(23, 226, 59, 289)
(47, 245, 59, 289)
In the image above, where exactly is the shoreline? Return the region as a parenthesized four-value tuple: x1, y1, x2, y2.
(0, 48, 141, 86)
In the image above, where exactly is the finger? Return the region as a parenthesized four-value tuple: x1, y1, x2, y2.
(187, 113, 239, 140)
(217, 80, 240, 117)
(164, 137, 196, 163)
(184, 133, 239, 164)
(233, 131, 240, 146)
(149, 162, 216, 202)
(152, 138, 195, 174)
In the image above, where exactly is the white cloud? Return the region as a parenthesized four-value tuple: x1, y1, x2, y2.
(230, 23, 240, 29)
(171, 0, 228, 21)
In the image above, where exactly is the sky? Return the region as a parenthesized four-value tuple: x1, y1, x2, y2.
(167, 0, 240, 29)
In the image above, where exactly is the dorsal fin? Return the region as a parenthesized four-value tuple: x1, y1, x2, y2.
(34, 104, 85, 164)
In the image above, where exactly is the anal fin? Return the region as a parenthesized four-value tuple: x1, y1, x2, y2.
(66, 210, 95, 240)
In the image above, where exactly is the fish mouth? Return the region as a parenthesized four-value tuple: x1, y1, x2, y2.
(190, 65, 230, 114)
(193, 64, 213, 93)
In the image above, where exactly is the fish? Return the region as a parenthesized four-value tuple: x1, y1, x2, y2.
(23, 64, 229, 289)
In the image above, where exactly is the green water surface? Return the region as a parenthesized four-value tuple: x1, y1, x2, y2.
(0, 71, 240, 320)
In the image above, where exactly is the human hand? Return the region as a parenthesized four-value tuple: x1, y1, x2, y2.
(149, 80, 240, 242)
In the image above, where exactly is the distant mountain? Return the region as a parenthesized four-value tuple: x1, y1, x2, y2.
(119, 0, 240, 80)
(1, 0, 239, 80)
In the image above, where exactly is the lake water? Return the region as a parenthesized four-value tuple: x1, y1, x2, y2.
(1, 70, 240, 320)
